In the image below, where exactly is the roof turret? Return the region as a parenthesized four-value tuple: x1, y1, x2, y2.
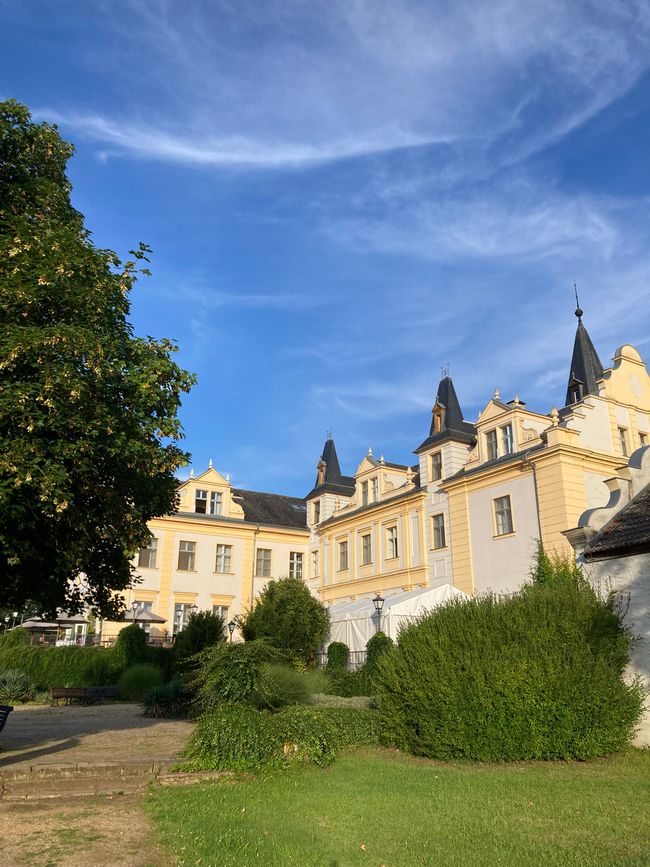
(306, 435, 355, 500)
(415, 374, 476, 453)
(565, 301, 604, 406)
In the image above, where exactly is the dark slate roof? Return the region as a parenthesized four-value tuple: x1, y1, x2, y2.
(584, 483, 650, 559)
(306, 437, 356, 500)
(319, 477, 423, 528)
(443, 442, 546, 483)
(565, 312, 604, 406)
(415, 375, 476, 453)
(231, 489, 308, 529)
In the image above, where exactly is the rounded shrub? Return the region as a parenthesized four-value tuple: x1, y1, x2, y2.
(376, 577, 644, 761)
(365, 631, 394, 671)
(115, 624, 148, 668)
(326, 642, 349, 671)
(118, 663, 163, 701)
(250, 664, 310, 710)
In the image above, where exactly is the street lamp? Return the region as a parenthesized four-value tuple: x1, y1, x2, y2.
(227, 620, 236, 642)
(372, 593, 384, 633)
(190, 603, 198, 616)
(3, 615, 9, 632)
(131, 600, 139, 624)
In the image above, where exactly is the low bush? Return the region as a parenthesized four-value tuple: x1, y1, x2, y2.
(326, 642, 349, 671)
(118, 663, 163, 701)
(250, 664, 310, 710)
(376, 562, 644, 761)
(144, 678, 190, 718)
(115, 624, 148, 668)
(326, 668, 372, 698)
(192, 639, 287, 713)
(182, 704, 380, 771)
(0, 668, 34, 703)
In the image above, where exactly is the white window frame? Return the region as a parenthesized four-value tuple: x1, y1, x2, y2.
(494, 495, 514, 537)
(371, 477, 379, 502)
(386, 525, 399, 560)
(212, 604, 229, 621)
(312, 551, 319, 579)
(195, 489, 208, 513)
(361, 480, 369, 507)
(173, 602, 194, 634)
(430, 451, 442, 482)
(289, 551, 303, 580)
(501, 423, 514, 456)
(177, 540, 196, 571)
(618, 427, 629, 457)
(640, 432, 648, 447)
(215, 543, 232, 574)
(209, 491, 223, 515)
(486, 429, 498, 461)
(313, 501, 321, 524)
(137, 537, 158, 569)
(432, 514, 446, 549)
(338, 540, 348, 571)
(361, 532, 372, 565)
(255, 548, 272, 577)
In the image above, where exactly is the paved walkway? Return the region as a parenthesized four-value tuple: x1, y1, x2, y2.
(0, 703, 194, 774)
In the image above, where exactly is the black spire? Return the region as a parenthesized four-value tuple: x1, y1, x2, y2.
(306, 436, 355, 500)
(415, 374, 476, 453)
(565, 295, 604, 406)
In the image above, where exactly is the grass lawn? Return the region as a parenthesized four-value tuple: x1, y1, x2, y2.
(145, 746, 650, 867)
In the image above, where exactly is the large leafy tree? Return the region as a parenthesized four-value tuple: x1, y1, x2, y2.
(240, 577, 330, 664)
(0, 99, 195, 617)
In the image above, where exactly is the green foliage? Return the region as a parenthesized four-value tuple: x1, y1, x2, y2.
(0, 99, 195, 617)
(250, 664, 309, 710)
(0, 627, 29, 648)
(192, 639, 287, 713)
(0, 639, 122, 688)
(115, 624, 148, 668)
(173, 611, 226, 671)
(182, 704, 380, 771)
(0, 668, 34, 702)
(143, 677, 190, 719)
(325, 641, 349, 671)
(307, 693, 375, 709)
(365, 631, 394, 671)
(240, 577, 330, 664)
(376, 561, 643, 761)
(326, 668, 372, 698)
(118, 663, 163, 701)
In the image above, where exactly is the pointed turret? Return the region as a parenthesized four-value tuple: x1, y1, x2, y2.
(565, 303, 604, 406)
(306, 435, 356, 500)
(415, 374, 476, 453)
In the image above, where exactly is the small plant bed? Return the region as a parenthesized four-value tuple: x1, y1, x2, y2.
(146, 747, 650, 867)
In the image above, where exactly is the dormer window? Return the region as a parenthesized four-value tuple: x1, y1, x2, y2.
(568, 378, 583, 405)
(371, 477, 379, 501)
(361, 480, 369, 507)
(501, 424, 514, 456)
(432, 403, 445, 433)
(313, 501, 321, 524)
(486, 430, 498, 461)
(195, 489, 208, 513)
(209, 491, 222, 516)
(317, 460, 326, 485)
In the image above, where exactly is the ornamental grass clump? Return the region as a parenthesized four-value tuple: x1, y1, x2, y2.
(118, 663, 163, 701)
(376, 555, 643, 761)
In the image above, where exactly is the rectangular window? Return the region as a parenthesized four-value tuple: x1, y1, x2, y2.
(338, 540, 348, 571)
(312, 551, 319, 579)
(432, 514, 446, 549)
(195, 489, 208, 513)
(215, 544, 232, 573)
(313, 501, 321, 524)
(640, 432, 648, 447)
(177, 540, 196, 571)
(255, 548, 272, 577)
(618, 427, 629, 457)
(494, 495, 514, 536)
(209, 492, 223, 515)
(371, 477, 379, 502)
(501, 423, 514, 455)
(387, 525, 399, 559)
(361, 480, 369, 507)
(361, 533, 372, 565)
(430, 451, 442, 482)
(173, 602, 194, 635)
(486, 430, 498, 461)
(212, 604, 229, 621)
(289, 551, 303, 580)
(137, 537, 158, 569)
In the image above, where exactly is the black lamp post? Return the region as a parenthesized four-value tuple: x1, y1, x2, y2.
(372, 593, 384, 633)
(131, 600, 139, 624)
(227, 620, 236, 642)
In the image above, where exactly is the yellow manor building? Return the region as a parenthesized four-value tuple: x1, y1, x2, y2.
(306, 307, 650, 605)
(101, 466, 309, 641)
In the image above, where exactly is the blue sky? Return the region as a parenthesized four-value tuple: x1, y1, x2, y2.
(2, 0, 650, 495)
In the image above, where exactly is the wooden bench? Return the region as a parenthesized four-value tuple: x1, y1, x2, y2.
(0, 704, 13, 734)
(50, 686, 119, 706)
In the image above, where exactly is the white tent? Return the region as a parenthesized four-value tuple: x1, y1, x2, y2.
(326, 583, 469, 653)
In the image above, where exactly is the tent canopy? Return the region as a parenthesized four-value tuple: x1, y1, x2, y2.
(326, 583, 468, 653)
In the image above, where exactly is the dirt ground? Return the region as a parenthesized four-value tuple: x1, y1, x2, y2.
(0, 704, 194, 866)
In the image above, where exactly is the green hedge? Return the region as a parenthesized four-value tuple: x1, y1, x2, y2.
(182, 704, 380, 771)
(0, 628, 173, 689)
(326, 642, 349, 671)
(376, 574, 643, 761)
